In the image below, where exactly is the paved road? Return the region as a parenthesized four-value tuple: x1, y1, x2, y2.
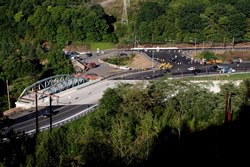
(10, 104, 93, 133)
(111, 49, 250, 80)
(75, 49, 123, 76)
(100, 0, 117, 7)
(144, 50, 250, 75)
(5, 80, 140, 134)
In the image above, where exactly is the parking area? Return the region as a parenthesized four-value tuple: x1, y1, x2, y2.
(144, 49, 250, 76)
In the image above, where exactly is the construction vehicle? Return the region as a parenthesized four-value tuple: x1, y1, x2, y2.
(211, 59, 223, 64)
(159, 63, 173, 70)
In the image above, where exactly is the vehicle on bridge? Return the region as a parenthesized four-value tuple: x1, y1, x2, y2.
(43, 110, 59, 118)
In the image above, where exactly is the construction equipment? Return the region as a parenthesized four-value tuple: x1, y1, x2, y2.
(211, 59, 223, 64)
(159, 63, 173, 70)
(207, 59, 223, 64)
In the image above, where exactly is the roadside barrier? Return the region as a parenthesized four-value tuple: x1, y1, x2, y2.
(25, 104, 98, 136)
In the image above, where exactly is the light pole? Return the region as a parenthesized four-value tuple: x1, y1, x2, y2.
(232, 37, 235, 51)
(152, 50, 154, 70)
(195, 38, 197, 50)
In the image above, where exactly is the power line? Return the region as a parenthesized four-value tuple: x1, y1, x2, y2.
(122, 0, 130, 25)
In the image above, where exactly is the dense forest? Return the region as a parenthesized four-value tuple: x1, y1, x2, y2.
(117, 0, 250, 44)
(1, 79, 250, 166)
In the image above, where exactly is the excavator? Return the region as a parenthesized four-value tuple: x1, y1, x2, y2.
(159, 63, 173, 70)
(158, 63, 173, 74)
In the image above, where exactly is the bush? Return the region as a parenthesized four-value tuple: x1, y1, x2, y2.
(197, 51, 221, 61)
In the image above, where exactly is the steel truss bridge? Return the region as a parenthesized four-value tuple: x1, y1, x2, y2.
(19, 75, 88, 100)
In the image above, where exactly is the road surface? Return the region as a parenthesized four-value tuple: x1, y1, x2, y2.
(5, 80, 141, 133)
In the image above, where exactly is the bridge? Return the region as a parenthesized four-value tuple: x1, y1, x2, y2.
(16, 74, 88, 108)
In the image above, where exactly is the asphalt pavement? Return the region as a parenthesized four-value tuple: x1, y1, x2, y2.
(113, 50, 250, 80)
(5, 104, 94, 133)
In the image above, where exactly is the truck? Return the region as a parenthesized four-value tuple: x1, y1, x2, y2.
(229, 58, 242, 64)
(218, 67, 236, 73)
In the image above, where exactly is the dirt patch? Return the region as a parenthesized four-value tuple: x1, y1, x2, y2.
(220, 51, 250, 61)
(64, 45, 88, 52)
(128, 54, 154, 69)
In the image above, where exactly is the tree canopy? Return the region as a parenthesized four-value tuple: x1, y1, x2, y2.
(124, 0, 250, 43)
(1, 79, 249, 166)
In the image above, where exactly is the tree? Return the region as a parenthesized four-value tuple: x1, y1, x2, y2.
(14, 10, 24, 22)
(227, 13, 247, 42)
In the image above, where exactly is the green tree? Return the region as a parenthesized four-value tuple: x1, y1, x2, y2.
(14, 10, 24, 22)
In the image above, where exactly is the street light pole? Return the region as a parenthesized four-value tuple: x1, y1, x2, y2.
(152, 51, 154, 70)
(35, 84, 39, 134)
(6, 80, 10, 110)
(232, 37, 234, 51)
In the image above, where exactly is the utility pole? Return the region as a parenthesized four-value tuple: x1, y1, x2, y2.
(225, 91, 229, 124)
(122, 0, 129, 25)
(223, 37, 225, 50)
(152, 51, 154, 70)
(6, 80, 11, 110)
(50, 97, 52, 133)
(232, 37, 235, 51)
(134, 35, 136, 48)
(28, 91, 59, 133)
(35, 84, 39, 134)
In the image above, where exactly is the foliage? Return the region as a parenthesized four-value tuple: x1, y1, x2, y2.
(1, 79, 249, 166)
(197, 51, 222, 61)
(134, 0, 249, 43)
(103, 55, 135, 66)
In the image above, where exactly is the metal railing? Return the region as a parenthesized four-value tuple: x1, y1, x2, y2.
(171, 71, 250, 79)
(25, 104, 98, 136)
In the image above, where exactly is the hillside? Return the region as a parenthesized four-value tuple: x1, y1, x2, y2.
(1, 79, 250, 166)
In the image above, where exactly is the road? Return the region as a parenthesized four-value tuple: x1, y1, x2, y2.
(5, 80, 140, 134)
(75, 49, 123, 76)
(100, 0, 117, 7)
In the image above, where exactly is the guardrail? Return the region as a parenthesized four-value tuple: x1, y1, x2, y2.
(25, 104, 98, 136)
(171, 71, 250, 79)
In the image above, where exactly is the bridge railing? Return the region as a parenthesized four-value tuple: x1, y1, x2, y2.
(19, 75, 74, 99)
(25, 104, 98, 136)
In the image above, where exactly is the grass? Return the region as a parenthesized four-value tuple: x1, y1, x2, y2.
(71, 41, 116, 50)
(103, 54, 135, 66)
(179, 72, 250, 81)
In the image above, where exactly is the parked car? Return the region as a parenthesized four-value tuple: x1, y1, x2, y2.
(86, 52, 92, 57)
(219, 68, 236, 73)
(145, 75, 154, 80)
(188, 67, 195, 71)
(229, 58, 242, 64)
(192, 69, 203, 75)
(119, 52, 127, 56)
(120, 66, 131, 70)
